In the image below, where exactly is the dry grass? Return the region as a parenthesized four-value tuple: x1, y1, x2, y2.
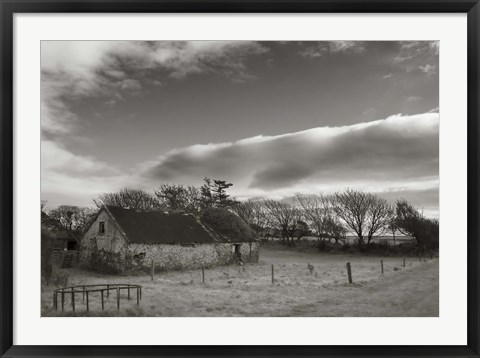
(42, 243, 438, 317)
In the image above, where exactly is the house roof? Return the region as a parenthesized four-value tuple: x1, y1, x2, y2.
(104, 206, 253, 244)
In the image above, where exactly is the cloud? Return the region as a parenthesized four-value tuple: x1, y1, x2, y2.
(300, 41, 365, 58)
(418, 64, 437, 76)
(361, 107, 378, 119)
(41, 41, 268, 136)
(392, 41, 439, 75)
(143, 112, 439, 210)
(382, 73, 393, 79)
(41, 139, 164, 207)
(42, 111, 439, 213)
(42, 140, 117, 175)
(393, 41, 426, 63)
(375, 185, 439, 218)
(41, 139, 132, 206)
(41, 41, 269, 204)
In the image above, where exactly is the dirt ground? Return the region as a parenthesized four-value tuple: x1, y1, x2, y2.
(42, 243, 439, 317)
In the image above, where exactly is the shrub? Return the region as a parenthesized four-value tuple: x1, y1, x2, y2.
(51, 269, 70, 287)
(317, 240, 331, 252)
(395, 199, 439, 249)
(339, 241, 420, 256)
(41, 228, 55, 285)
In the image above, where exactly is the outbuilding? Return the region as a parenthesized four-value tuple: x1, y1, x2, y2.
(80, 206, 259, 273)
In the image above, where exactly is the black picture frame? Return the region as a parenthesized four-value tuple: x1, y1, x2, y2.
(1, 1, 479, 357)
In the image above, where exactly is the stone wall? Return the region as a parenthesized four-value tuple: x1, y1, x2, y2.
(80, 210, 129, 273)
(127, 242, 259, 272)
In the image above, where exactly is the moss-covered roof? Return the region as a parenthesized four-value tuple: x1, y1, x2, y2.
(105, 206, 255, 244)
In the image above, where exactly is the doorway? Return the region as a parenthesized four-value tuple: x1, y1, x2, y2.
(233, 244, 241, 261)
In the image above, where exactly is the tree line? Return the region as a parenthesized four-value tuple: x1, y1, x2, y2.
(42, 179, 438, 250)
(234, 189, 438, 249)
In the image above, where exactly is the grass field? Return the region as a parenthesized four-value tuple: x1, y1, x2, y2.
(41, 242, 439, 317)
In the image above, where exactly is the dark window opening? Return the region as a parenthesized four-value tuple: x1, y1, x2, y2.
(67, 240, 77, 250)
(98, 221, 105, 234)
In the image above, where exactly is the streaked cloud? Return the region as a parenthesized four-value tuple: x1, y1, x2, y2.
(143, 111, 439, 214)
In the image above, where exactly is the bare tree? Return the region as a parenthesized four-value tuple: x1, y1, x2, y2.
(232, 200, 256, 225)
(296, 194, 348, 244)
(388, 216, 399, 245)
(185, 186, 202, 212)
(93, 187, 160, 211)
(155, 184, 201, 213)
(294, 219, 310, 241)
(323, 215, 348, 244)
(333, 189, 392, 245)
(263, 199, 301, 246)
(365, 196, 394, 244)
(231, 199, 269, 235)
(296, 194, 332, 241)
(333, 189, 371, 245)
(48, 205, 97, 240)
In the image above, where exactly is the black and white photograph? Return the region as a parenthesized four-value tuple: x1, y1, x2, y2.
(40, 40, 439, 317)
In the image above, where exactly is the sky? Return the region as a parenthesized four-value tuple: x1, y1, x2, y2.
(41, 41, 439, 216)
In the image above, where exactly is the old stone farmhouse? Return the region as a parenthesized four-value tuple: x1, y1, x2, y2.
(80, 206, 259, 273)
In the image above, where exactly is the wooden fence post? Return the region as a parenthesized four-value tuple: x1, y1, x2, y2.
(346, 262, 353, 284)
(136, 287, 140, 306)
(116, 287, 120, 310)
(53, 292, 56, 310)
(86, 291, 89, 312)
(381, 259, 384, 275)
(128, 286, 131, 301)
(61, 290, 64, 312)
(107, 285, 110, 298)
(202, 266, 205, 283)
(101, 290, 105, 310)
(82, 286, 85, 302)
(151, 260, 155, 281)
(403, 258, 406, 268)
(271, 264, 274, 284)
(71, 288, 75, 312)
